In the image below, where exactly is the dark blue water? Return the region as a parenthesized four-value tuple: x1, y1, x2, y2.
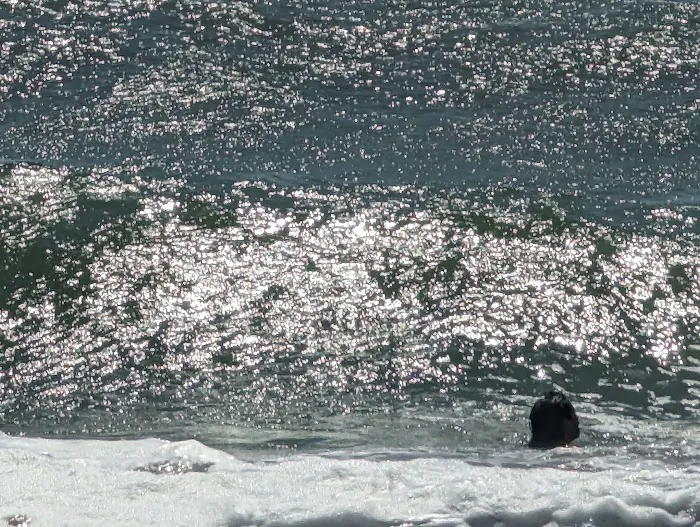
(0, 0, 699, 454)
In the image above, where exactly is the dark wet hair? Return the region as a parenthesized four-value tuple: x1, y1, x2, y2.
(528, 390, 580, 449)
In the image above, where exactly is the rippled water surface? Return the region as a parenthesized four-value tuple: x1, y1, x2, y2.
(0, 0, 699, 454)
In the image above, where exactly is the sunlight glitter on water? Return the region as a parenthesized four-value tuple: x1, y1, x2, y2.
(1, 166, 698, 435)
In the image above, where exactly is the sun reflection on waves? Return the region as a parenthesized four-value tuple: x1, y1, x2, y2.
(1, 167, 698, 430)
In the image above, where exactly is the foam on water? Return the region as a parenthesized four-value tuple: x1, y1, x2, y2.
(0, 433, 698, 527)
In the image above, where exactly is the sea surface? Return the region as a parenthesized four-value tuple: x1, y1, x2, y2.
(1, 0, 699, 525)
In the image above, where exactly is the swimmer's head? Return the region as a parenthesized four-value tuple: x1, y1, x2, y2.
(528, 390, 579, 449)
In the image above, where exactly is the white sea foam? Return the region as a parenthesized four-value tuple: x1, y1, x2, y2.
(0, 433, 697, 527)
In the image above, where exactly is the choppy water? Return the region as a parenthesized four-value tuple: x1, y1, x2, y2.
(1, 0, 700, 525)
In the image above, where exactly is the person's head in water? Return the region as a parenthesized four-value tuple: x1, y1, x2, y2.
(528, 391, 579, 449)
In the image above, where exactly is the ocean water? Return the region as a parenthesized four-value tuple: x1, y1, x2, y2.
(1, 0, 700, 525)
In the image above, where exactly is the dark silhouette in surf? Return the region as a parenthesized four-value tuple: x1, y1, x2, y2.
(528, 391, 580, 449)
